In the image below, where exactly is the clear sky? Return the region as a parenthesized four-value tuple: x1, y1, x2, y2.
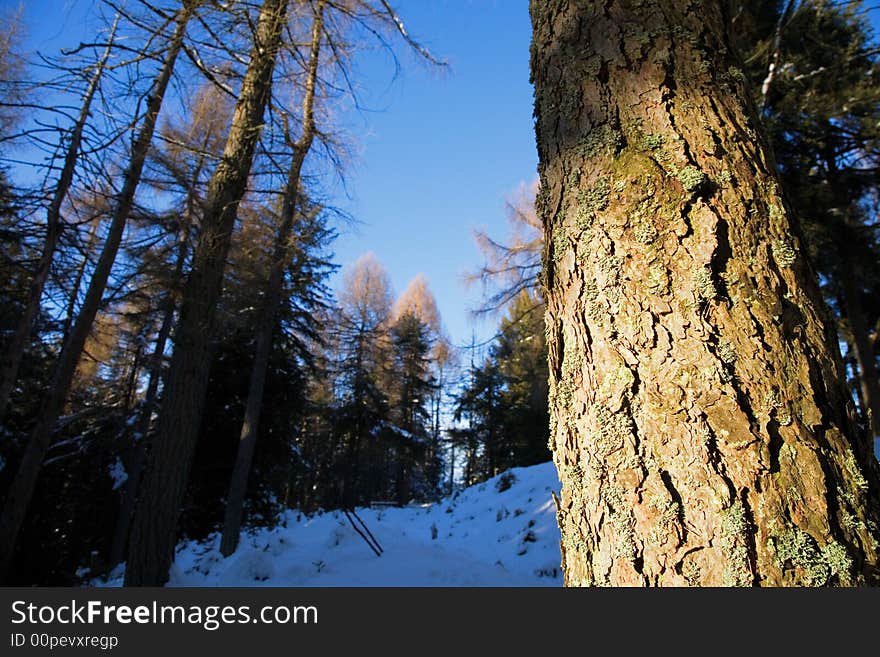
(327, 0, 537, 349)
(6, 0, 537, 351)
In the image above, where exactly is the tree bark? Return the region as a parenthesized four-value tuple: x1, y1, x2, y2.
(530, 0, 880, 586)
(220, 0, 324, 557)
(0, 17, 118, 420)
(125, 0, 288, 586)
(0, 7, 191, 582)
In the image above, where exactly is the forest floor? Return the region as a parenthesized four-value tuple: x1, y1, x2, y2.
(94, 462, 563, 587)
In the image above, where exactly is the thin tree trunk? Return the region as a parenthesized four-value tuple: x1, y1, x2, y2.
(448, 441, 455, 495)
(123, 337, 144, 411)
(839, 251, 880, 439)
(61, 218, 102, 344)
(106, 286, 176, 570)
(530, 0, 880, 586)
(760, 0, 797, 110)
(0, 8, 191, 582)
(220, 0, 324, 557)
(0, 17, 118, 419)
(125, 0, 288, 586)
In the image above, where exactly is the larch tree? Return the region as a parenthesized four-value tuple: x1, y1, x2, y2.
(125, 0, 290, 587)
(335, 252, 394, 505)
(393, 274, 447, 494)
(219, 0, 326, 557)
(530, 0, 880, 585)
(470, 179, 544, 314)
(0, 16, 119, 420)
(0, 5, 26, 143)
(108, 82, 234, 570)
(0, 3, 195, 581)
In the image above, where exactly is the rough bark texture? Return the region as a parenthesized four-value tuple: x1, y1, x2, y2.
(530, 0, 880, 586)
(0, 18, 118, 420)
(125, 0, 288, 586)
(219, 0, 324, 557)
(0, 9, 190, 582)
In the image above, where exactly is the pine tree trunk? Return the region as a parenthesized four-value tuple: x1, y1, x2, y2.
(530, 0, 880, 586)
(0, 9, 190, 582)
(125, 0, 288, 586)
(219, 0, 324, 558)
(0, 17, 118, 419)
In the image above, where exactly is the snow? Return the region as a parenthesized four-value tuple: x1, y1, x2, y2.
(108, 458, 128, 491)
(94, 461, 562, 587)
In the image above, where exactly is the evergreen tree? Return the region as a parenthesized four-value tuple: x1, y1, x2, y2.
(493, 290, 550, 469)
(452, 357, 505, 485)
(334, 253, 394, 505)
(451, 290, 549, 485)
(388, 310, 436, 503)
(740, 1, 880, 441)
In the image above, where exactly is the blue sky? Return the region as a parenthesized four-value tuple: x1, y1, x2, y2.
(327, 0, 537, 349)
(7, 0, 537, 351)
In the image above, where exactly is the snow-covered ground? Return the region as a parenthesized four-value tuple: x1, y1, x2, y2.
(95, 461, 563, 587)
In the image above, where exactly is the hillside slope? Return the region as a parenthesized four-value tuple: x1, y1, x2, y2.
(97, 461, 563, 587)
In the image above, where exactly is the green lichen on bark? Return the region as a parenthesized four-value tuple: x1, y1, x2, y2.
(719, 501, 753, 587)
(676, 165, 707, 192)
(579, 176, 611, 214)
(772, 238, 797, 268)
(771, 526, 853, 586)
(577, 124, 623, 159)
(693, 267, 717, 300)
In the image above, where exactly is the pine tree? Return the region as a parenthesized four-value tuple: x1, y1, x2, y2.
(531, 0, 880, 585)
(388, 311, 435, 503)
(494, 290, 550, 469)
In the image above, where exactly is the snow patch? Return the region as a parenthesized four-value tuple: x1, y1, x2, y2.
(94, 461, 563, 587)
(108, 458, 128, 491)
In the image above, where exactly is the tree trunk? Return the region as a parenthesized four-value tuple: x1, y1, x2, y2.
(0, 8, 191, 582)
(838, 248, 880, 440)
(219, 0, 324, 558)
(108, 115, 209, 571)
(0, 17, 118, 419)
(106, 285, 176, 570)
(61, 218, 101, 344)
(530, 0, 880, 586)
(125, 0, 288, 586)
